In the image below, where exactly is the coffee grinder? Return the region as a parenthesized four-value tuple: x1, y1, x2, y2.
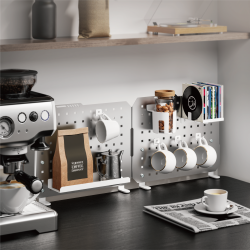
(0, 69, 58, 235)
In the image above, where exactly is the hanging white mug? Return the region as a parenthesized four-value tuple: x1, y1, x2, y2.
(95, 113, 120, 143)
(151, 143, 176, 174)
(174, 140, 197, 171)
(194, 137, 217, 168)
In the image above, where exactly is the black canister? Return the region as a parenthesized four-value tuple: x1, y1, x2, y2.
(32, 0, 56, 39)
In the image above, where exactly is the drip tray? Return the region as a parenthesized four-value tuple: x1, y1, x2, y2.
(0, 201, 58, 235)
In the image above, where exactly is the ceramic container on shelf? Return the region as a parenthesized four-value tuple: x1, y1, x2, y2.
(32, 0, 56, 39)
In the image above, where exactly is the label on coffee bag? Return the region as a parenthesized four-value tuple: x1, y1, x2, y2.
(64, 134, 88, 181)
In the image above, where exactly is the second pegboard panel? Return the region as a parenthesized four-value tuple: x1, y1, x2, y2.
(36, 101, 132, 198)
(132, 96, 220, 184)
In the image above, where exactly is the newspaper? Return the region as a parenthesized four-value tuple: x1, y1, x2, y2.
(144, 199, 250, 233)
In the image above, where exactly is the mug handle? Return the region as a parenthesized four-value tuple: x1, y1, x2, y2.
(181, 141, 188, 148)
(160, 143, 168, 151)
(198, 137, 208, 146)
(178, 140, 185, 148)
(26, 193, 40, 206)
(96, 156, 105, 178)
(201, 196, 209, 209)
(100, 113, 111, 121)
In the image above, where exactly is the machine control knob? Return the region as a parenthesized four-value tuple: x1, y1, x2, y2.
(29, 111, 38, 122)
(41, 110, 49, 121)
(18, 113, 27, 123)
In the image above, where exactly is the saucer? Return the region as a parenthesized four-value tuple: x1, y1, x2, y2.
(194, 202, 238, 215)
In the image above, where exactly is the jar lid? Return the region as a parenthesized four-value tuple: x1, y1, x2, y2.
(155, 90, 175, 98)
(0, 69, 38, 77)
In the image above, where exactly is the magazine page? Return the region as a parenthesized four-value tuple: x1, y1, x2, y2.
(144, 199, 250, 233)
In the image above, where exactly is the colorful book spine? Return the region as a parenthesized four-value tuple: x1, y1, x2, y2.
(211, 87, 216, 119)
(207, 86, 211, 119)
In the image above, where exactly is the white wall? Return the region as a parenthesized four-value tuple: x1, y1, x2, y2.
(0, 1, 221, 200)
(218, 1, 250, 183)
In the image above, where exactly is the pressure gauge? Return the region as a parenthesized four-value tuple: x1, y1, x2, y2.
(0, 117, 14, 139)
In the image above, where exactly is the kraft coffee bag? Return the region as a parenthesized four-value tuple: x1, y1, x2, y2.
(78, 0, 110, 39)
(53, 127, 93, 190)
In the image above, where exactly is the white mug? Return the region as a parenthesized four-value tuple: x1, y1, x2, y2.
(0, 181, 39, 214)
(174, 140, 197, 171)
(95, 113, 120, 143)
(194, 137, 217, 168)
(151, 143, 176, 174)
(201, 189, 228, 212)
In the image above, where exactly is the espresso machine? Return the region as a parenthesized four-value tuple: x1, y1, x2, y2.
(0, 69, 58, 235)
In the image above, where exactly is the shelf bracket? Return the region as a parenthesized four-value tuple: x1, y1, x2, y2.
(139, 182, 151, 191)
(118, 185, 130, 194)
(208, 172, 220, 179)
(38, 197, 51, 206)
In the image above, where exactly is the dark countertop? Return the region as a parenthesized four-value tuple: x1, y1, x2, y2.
(1, 176, 250, 250)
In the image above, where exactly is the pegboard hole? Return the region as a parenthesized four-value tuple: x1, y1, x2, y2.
(183, 126, 186, 129)
(120, 125, 123, 127)
(148, 148, 151, 150)
(82, 120, 84, 123)
(177, 119, 179, 121)
(156, 172, 158, 175)
(90, 146, 92, 149)
(204, 132, 206, 135)
(148, 139, 151, 141)
(141, 131, 143, 134)
(50, 160, 52, 163)
(210, 123, 213, 126)
(176, 144, 178, 147)
(163, 137, 165, 140)
(190, 125, 192, 128)
(113, 143, 115, 146)
(190, 142, 193, 145)
(148, 173, 151, 176)
(148, 130, 151, 133)
(170, 136, 172, 139)
(105, 144, 108, 147)
(58, 122, 60, 125)
(120, 134, 123, 136)
(120, 142, 123, 145)
(50, 142, 52, 145)
(204, 124, 206, 127)
(210, 131, 212, 134)
(141, 123, 143, 125)
(90, 137, 92, 140)
(177, 127, 179, 130)
(66, 122, 68, 124)
(121, 116, 123, 119)
(41, 152, 43, 155)
(190, 134, 192, 136)
(197, 125, 199, 127)
(183, 135, 186, 137)
(141, 140, 143, 142)
(74, 121, 76, 123)
(170, 145, 172, 147)
(98, 145, 100, 148)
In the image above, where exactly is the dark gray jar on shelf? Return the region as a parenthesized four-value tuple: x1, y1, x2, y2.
(32, 0, 56, 39)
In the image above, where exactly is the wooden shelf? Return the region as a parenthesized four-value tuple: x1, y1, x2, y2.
(1, 32, 249, 52)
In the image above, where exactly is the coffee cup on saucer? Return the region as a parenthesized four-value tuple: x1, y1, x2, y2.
(0, 181, 39, 214)
(201, 189, 228, 212)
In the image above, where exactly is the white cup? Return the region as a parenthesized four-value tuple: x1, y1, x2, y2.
(95, 113, 120, 143)
(0, 181, 39, 214)
(151, 143, 176, 174)
(174, 140, 197, 171)
(194, 137, 217, 168)
(201, 189, 228, 212)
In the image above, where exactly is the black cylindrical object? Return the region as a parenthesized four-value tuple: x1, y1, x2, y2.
(15, 170, 43, 194)
(32, 0, 56, 39)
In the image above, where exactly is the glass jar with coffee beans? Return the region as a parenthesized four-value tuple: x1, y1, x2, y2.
(155, 90, 175, 133)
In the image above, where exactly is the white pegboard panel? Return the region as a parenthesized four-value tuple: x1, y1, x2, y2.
(35, 102, 132, 198)
(132, 97, 220, 184)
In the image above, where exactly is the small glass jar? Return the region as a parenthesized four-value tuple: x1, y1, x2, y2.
(155, 90, 175, 133)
